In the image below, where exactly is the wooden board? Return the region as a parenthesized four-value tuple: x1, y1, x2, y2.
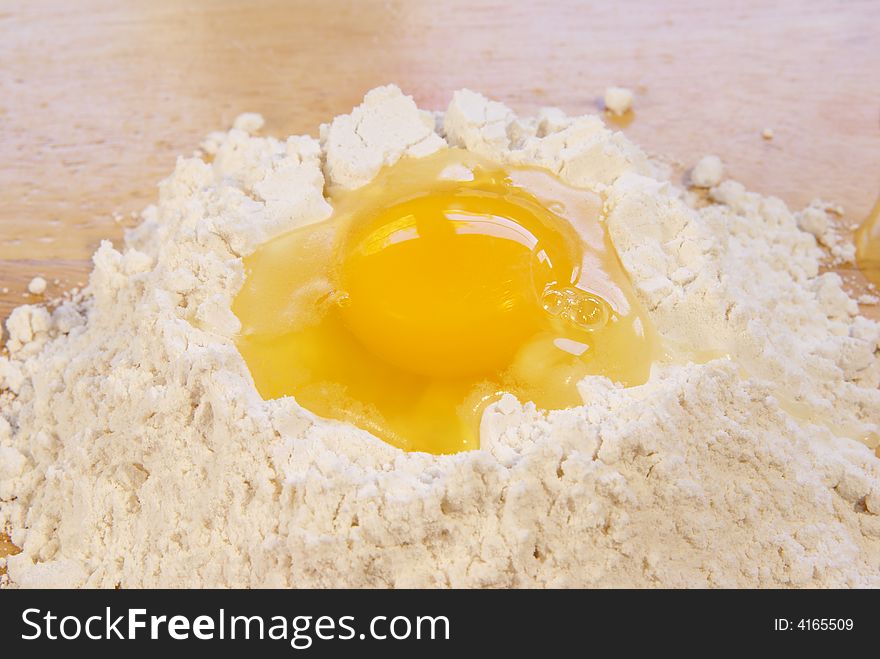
(1, 0, 879, 568)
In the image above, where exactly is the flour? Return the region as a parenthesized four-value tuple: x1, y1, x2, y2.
(26, 277, 47, 296)
(603, 86, 634, 116)
(795, 199, 856, 264)
(690, 154, 724, 188)
(1, 85, 879, 588)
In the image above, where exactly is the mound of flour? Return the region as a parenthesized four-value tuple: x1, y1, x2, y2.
(2, 85, 879, 588)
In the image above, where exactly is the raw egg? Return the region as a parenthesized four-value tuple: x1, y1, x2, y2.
(232, 149, 660, 454)
(855, 197, 880, 288)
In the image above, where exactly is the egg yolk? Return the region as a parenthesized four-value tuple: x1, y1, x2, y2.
(232, 149, 660, 454)
(855, 197, 880, 288)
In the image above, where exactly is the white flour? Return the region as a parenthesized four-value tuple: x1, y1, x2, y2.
(603, 86, 634, 116)
(689, 154, 724, 188)
(1, 86, 879, 588)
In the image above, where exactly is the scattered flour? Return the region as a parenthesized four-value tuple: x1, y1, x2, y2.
(26, 277, 47, 296)
(795, 200, 856, 264)
(232, 112, 265, 134)
(1, 85, 878, 588)
(603, 86, 634, 116)
(690, 154, 724, 188)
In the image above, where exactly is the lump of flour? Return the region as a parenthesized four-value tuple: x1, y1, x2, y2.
(795, 199, 856, 264)
(603, 86, 634, 116)
(27, 277, 47, 296)
(689, 154, 724, 188)
(1, 85, 879, 588)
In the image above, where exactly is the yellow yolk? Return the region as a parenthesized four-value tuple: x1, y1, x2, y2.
(855, 197, 880, 288)
(341, 192, 575, 378)
(232, 149, 660, 454)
